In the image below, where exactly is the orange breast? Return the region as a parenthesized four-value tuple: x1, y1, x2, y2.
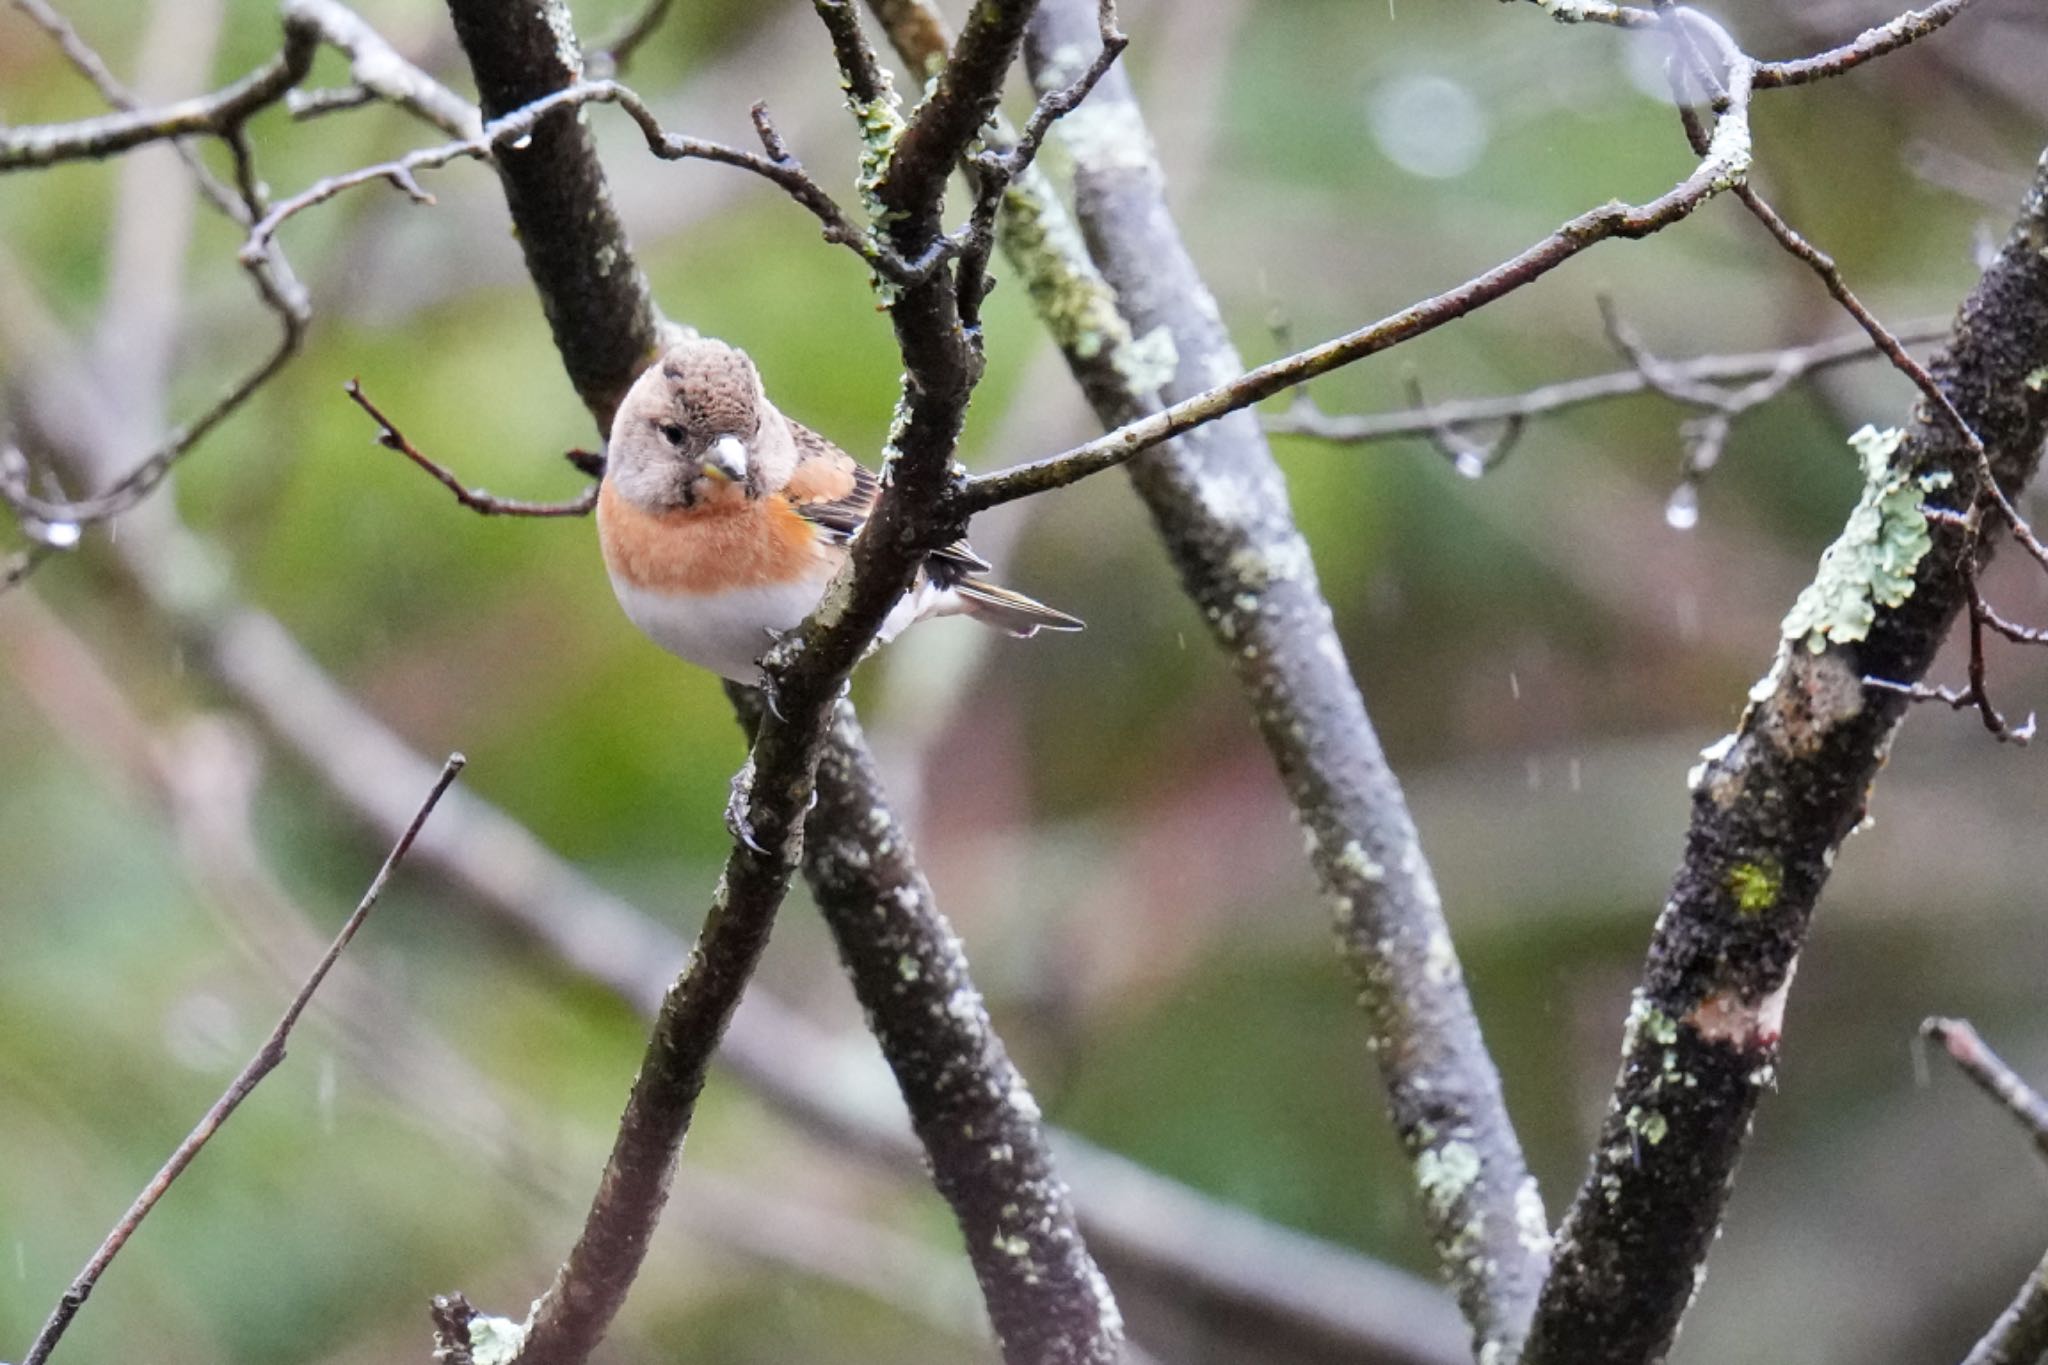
(599, 480, 828, 594)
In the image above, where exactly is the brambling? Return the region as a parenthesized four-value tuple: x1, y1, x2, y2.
(597, 338, 1082, 684)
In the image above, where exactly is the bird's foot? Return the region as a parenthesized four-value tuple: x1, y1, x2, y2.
(725, 758, 768, 856)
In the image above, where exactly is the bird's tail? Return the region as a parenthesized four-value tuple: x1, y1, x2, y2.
(952, 577, 1085, 637)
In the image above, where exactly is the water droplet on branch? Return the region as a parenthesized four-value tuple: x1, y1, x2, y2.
(1664, 481, 1700, 531)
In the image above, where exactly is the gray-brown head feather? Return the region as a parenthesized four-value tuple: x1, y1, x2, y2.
(606, 338, 799, 508)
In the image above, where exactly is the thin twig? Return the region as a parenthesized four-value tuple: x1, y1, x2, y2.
(18, 755, 465, 1365)
(240, 78, 949, 288)
(955, 30, 1756, 514)
(586, 0, 676, 76)
(1267, 321, 1950, 445)
(1751, 0, 1981, 88)
(1922, 1018, 2048, 1158)
(953, 0, 1126, 323)
(345, 381, 597, 517)
(9, 0, 251, 219)
(1920, 1018, 2048, 1365)
(281, 0, 482, 138)
(0, 20, 319, 170)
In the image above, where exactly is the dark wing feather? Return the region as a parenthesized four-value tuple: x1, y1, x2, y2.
(785, 421, 991, 576)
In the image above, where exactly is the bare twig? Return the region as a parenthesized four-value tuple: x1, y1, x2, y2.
(1267, 320, 1951, 446)
(1865, 534, 2036, 742)
(952, 0, 1126, 323)
(18, 755, 465, 1365)
(241, 78, 951, 293)
(281, 0, 481, 138)
(586, 0, 676, 77)
(0, 6, 314, 533)
(954, 35, 1756, 514)
(345, 381, 597, 516)
(0, 304, 307, 527)
(2, 542, 54, 593)
(10, 0, 251, 219)
(0, 19, 318, 170)
(1922, 1018, 2048, 1158)
(1919, 1019, 2048, 1365)
(1751, 0, 1982, 88)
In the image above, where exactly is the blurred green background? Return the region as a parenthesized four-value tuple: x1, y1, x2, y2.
(4, 0, 2048, 1361)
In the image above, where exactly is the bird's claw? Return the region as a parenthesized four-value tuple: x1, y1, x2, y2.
(725, 760, 768, 856)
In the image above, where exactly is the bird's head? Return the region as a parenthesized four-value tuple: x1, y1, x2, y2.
(605, 338, 796, 508)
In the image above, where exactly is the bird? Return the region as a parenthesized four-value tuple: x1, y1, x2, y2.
(597, 337, 1082, 684)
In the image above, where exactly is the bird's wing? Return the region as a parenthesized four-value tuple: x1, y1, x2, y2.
(784, 420, 991, 576)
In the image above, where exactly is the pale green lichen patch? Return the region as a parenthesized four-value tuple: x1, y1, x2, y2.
(1414, 1139, 1482, 1218)
(468, 1313, 529, 1365)
(998, 168, 1141, 370)
(1704, 110, 1752, 189)
(2026, 365, 2048, 392)
(1055, 101, 1157, 177)
(991, 1230, 1033, 1258)
(1624, 992, 1680, 1050)
(1333, 839, 1387, 884)
(1120, 325, 1180, 396)
(1781, 426, 1952, 652)
(1725, 859, 1780, 916)
(843, 72, 908, 302)
(1625, 1104, 1670, 1146)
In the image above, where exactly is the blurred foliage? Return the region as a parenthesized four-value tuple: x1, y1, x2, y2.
(4, 0, 2048, 1362)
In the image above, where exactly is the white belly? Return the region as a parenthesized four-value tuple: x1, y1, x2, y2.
(609, 571, 958, 683)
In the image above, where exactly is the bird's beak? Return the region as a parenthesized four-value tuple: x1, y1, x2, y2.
(704, 434, 749, 484)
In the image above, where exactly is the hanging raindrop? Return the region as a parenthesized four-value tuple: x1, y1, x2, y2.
(1664, 480, 1700, 531)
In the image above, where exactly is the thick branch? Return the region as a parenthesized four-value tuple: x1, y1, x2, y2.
(442, 0, 661, 428)
(1961, 1251, 2048, 1365)
(785, 695, 1123, 1362)
(1016, 0, 1557, 1353)
(1523, 146, 2048, 1365)
(441, 3, 1119, 1361)
(872, 0, 1041, 223)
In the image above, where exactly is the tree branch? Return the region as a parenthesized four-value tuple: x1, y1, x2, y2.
(786, 694, 1124, 1363)
(1920, 1019, 2048, 1365)
(1008, 0, 1562, 1353)
(1923, 1018, 2048, 1158)
(1751, 0, 1981, 89)
(1522, 146, 2048, 1365)
(0, 17, 318, 170)
(17, 755, 463, 1365)
(1266, 317, 1948, 449)
(954, 30, 1755, 513)
(439, 3, 1121, 1360)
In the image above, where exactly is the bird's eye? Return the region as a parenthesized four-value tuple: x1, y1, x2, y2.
(659, 423, 686, 447)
